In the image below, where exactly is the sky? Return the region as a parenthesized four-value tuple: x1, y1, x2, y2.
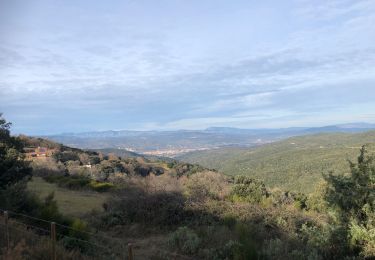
(1, 0, 375, 134)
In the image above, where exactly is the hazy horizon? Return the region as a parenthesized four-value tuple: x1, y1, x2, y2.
(23, 121, 375, 136)
(1, 0, 375, 134)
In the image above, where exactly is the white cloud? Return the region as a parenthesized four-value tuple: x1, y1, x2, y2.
(1, 0, 375, 133)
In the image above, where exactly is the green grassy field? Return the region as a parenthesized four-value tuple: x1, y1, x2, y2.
(27, 177, 109, 217)
(178, 131, 375, 193)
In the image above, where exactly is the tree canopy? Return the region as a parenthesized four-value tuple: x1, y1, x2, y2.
(0, 113, 31, 188)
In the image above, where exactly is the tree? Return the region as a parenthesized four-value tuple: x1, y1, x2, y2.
(324, 146, 375, 257)
(0, 114, 32, 188)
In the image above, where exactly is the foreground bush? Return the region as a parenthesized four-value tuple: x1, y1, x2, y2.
(168, 226, 201, 255)
(324, 146, 375, 258)
(102, 190, 188, 227)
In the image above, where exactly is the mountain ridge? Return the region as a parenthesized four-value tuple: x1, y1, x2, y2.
(49, 122, 375, 137)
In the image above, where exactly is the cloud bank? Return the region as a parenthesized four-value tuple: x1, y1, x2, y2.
(0, 0, 375, 134)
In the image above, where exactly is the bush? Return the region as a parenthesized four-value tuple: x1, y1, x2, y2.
(185, 171, 230, 201)
(43, 175, 116, 192)
(53, 151, 80, 163)
(102, 190, 190, 227)
(230, 176, 269, 203)
(62, 219, 91, 252)
(261, 238, 322, 260)
(324, 146, 375, 257)
(0, 180, 43, 214)
(203, 240, 243, 260)
(44, 175, 91, 190)
(89, 181, 114, 192)
(167, 226, 201, 255)
(1, 239, 91, 260)
(170, 163, 205, 177)
(31, 158, 66, 178)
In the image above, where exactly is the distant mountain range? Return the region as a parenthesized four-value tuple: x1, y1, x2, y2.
(43, 123, 375, 157)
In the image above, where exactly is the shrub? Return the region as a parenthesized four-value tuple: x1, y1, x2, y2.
(102, 190, 191, 227)
(39, 192, 64, 222)
(1, 239, 91, 260)
(167, 226, 201, 255)
(234, 222, 259, 259)
(62, 219, 91, 252)
(324, 146, 375, 257)
(349, 215, 375, 258)
(230, 176, 269, 203)
(89, 156, 101, 165)
(53, 151, 80, 163)
(185, 171, 230, 201)
(31, 158, 66, 178)
(44, 175, 91, 190)
(261, 238, 322, 260)
(170, 163, 205, 177)
(89, 181, 114, 192)
(167, 161, 176, 169)
(203, 240, 243, 260)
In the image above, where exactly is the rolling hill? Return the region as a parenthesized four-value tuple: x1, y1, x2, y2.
(178, 130, 375, 193)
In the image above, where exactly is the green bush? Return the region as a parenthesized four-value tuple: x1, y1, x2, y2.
(324, 146, 375, 257)
(89, 181, 114, 192)
(230, 176, 269, 203)
(167, 226, 200, 255)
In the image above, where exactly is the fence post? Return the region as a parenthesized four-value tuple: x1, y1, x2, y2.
(51, 222, 56, 260)
(128, 243, 133, 260)
(4, 211, 9, 250)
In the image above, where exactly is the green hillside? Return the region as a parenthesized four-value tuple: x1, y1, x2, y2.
(2, 115, 375, 258)
(178, 131, 375, 193)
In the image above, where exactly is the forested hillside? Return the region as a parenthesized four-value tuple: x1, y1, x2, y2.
(1, 115, 375, 259)
(178, 131, 375, 193)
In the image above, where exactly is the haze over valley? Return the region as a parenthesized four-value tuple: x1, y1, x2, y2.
(45, 123, 375, 157)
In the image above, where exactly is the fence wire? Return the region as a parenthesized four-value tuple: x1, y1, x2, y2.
(0, 211, 133, 260)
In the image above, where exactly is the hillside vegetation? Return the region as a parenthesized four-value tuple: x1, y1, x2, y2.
(1, 115, 374, 259)
(178, 131, 375, 193)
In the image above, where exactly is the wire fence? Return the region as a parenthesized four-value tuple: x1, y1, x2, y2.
(0, 209, 134, 260)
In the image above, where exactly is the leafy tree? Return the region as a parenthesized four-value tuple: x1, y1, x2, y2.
(324, 146, 375, 257)
(0, 114, 31, 189)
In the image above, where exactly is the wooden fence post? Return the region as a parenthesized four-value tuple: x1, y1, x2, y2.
(51, 222, 56, 260)
(128, 243, 133, 260)
(4, 211, 9, 250)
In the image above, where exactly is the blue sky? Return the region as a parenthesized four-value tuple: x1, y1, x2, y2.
(1, 0, 375, 134)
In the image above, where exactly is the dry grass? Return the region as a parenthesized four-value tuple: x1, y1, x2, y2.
(27, 177, 109, 217)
